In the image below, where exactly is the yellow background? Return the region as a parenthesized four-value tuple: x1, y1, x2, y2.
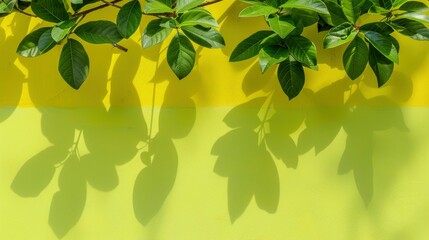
(1, 1, 429, 239)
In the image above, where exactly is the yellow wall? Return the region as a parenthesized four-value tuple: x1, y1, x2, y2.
(1, 1, 429, 239)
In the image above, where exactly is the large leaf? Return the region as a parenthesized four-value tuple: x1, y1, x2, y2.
(176, 0, 204, 13)
(239, 5, 278, 17)
(144, 0, 173, 14)
(17, 27, 53, 57)
(58, 39, 89, 89)
(291, 9, 319, 27)
(397, 11, 429, 24)
(181, 25, 225, 48)
(323, 22, 359, 48)
(142, 18, 173, 48)
(31, 0, 69, 23)
(167, 33, 196, 79)
(74, 21, 123, 44)
(343, 36, 368, 80)
(267, 15, 295, 39)
(117, 0, 142, 38)
(277, 58, 305, 100)
(323, 1, 348, 26)
(389, 18, 429, 40)
(280, 0, 329, 14)
(258, 45, 289, 73)
(179, 8, 219, 28)
(340, 0, 365, 23)
(285, 35, 318, 69)
(363, 30, 399, 63)
(398, 1, 428, 12)
(359, 22, 393, 35)
(368, 44, 393, 87)
(230, 30, 273, 62)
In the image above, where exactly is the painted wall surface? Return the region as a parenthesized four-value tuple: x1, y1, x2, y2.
(1, 1, 429, 239)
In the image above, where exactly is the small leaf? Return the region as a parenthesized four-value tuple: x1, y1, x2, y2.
(363, 30, 399, 63)
(340, 0, 365, 23)
(181, 25, 225, 48)
(167, 33, 196, 79)
(368, 44, 393, 87)
(179, 8, 219, 28)
(31, 0, 69, 23)
(280, 0, 329, 14)
(0, 0, 16, 13)
(176, 0, 204, 13)
(74, 21, 123, 44)
(285, 35, 318, 69)
(267, 15, 295, 38)
(144, 0, 173, 14)
(17, 27, 52, 57)
(38, 28, 57, 53)
(323, 22, 359, 48)
(117, 0, 142, 38)
(389, 18, 429, 40)
(239, 5, 278, 17)
(51, 18, 79, 42)
(58, 39, 89, 89)
(142, 18, 173, 48)
(359, 22, 393, 35)
(230, 30, 274, 62)
(277, 58, 305, 100)
(343, 36, 368, 80)
(258, 46, 289, 73)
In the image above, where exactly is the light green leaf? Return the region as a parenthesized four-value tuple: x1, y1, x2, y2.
(267, 15, 295, 38)
(368, 44, 393, 87)
(363, 30, 399, 63)
(179, 8, 219, 28)
(277, 57, 305, 100)
(51, 18, 78, 42)
(31, 0, 69, 23)
(181, 25, 225, 48)
(392, 0, 408, 8)
(285, 36, 318, 69)
(323, 22, 359, 48)
(144, 0, 173, 14)
(71, 0, 83, 4)
(58, 39, 89, 89)
(230, 30, 274, 62)
(258, 46, 289, 73)
(17, 27, 52, 57)
(117, 0, 142, 38)
(397, 11, 429, 23)
(176, 0, 204, 13)
(239, 5, 278, 17)
(398, 1, 428, 12)
(142, 18, 173, 48)
(341, 0, 365, 23)
(343, 36, 368, 80)
(74, 21, 123, 44)
(280, 0, 329, 14)
(389, 18, 429, 40)
(167, 33, 196, 79)
(0, 0, 16, 13)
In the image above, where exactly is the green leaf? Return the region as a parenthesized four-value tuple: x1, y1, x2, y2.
(340, 0, 365, 23)
(31, 0, 69, 23)
(397, 11, 429, 24)
(117, 0, 142, 38)
(343, 36, 368, 80)
(267, 15, 295, 38)
(368, 44, 393, 87)
(181, 25, 225, 48)
(371, 0, 393, 9)
(51, 18, 78, 42)
(176, 0, 204, 13)
(363, 30, 399, 63)
(74, 21, 123, 44)
(258, 45, 289, 73)
(280, 0, 329, 14)
(291, 9, 319, 27)
(277, 58, 305, 100)
(142, 18, 173, 48)
(389, 18, 429, 40)
(167, 33, 196, 79)
(17, 27, 52, 57)
(71, 0, 83, 4)
(58, 39, 89, 89)
(285, 36, 318, 69)
(230, 30, 273, 62)
(359, 22, 393, 35)
(323, 22, 359, 48)
(392, 0, 408, 8)
(323, 0, 348, 26)
(398, 1, 428, 12)
(239, 5, 278, 17)
(72, 0, 98, 12)
(38, 28, 57, 53)
(179, 8, 219, 28)
(144, 0, 173, 14)
(0, 0, 16, 13)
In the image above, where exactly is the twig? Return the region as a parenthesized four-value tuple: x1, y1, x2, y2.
(113, 43, 128, 52)
(73, 0, 123, 17)
(101, 0, 122, 9)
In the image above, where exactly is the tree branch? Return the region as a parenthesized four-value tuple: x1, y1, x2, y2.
(72, 0, 124, 17)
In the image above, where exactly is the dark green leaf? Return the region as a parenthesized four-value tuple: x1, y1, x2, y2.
(370, 0, 393, 9)
(179, 8, 219, 28)
(144, 0, 173, 14)
(343, 36, 368, 80)
(117, 0, 142, 38)
(389, 18, 429, 40)
(323, 22, 358, 48)
(38, 28, 57, 53)
(397, 11, 429, 24)
(341, 0, 365, 23)
(363, 30, 399, 63)
(277, 58, 305, 99)
(239, 5, 278, 17)
(285, 36, 318, 69)
(291, 9, 319, 27)
(230, 30, 273, 62)
(359, 22, 393, 35)
(268, 15, 295, 38)
(182, 25, 225, 48)
(258, 45, 289, 73)
(322, 0, 348, 26)
(368, 44, 393, 87)
(17, 27, 52, 57)
(176, 0, 204, 13)
(74, 21, 123, 44)
(280, 0, 329, 14)
(142, 18, 173, 48)
(398, 1, 428, 11)
(72, 0, 98, 12)
(58, 39, 89, 89)
(167, 33, 196, 79)
(392, 0, 408, 8)
(31, 0, 69, 23)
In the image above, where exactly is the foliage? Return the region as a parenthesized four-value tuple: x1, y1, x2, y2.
(1, 0, 429, 97)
